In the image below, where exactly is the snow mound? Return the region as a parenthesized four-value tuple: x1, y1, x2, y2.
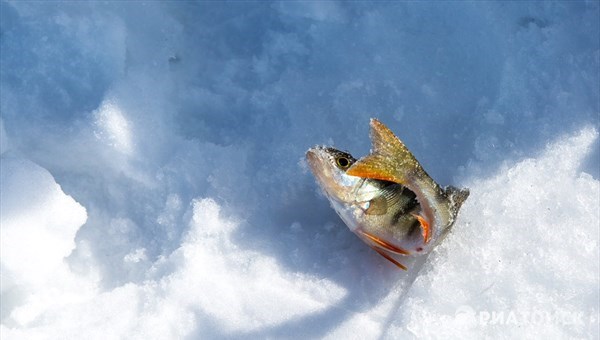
(1, 193, 346, 339)
(394, 127, 599, 338)
(1, 156, 89, 326)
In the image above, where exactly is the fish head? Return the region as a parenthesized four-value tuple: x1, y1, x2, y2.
(306, 146, 362, 204)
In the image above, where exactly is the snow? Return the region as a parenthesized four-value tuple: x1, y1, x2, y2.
(1, 1, 598, 339)
(398, 127, 599, 338)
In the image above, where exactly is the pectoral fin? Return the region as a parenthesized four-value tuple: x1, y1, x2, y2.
(364, 196, 388, 215)
(363, 185, 404, 215)
(346, 119, 423, 185)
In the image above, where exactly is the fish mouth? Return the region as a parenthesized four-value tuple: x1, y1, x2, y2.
(305, 146, 329, 176)
(305, 147, 319, 169)
(305, 147, 332, 189)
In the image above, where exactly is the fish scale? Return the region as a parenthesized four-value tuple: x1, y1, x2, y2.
(306, 118, 469, 270)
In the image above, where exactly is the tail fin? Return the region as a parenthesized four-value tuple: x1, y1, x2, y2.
(445, 186, 470, 214)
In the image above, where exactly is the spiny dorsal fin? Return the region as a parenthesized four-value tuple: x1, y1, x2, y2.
(347, 118, 423, 185)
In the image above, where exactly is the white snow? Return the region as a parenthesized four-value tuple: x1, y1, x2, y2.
(1, 1, 598, 339)
(398, 127, 600, 339)
(0, 157, 92, 328)
(93, 99, 134, 155)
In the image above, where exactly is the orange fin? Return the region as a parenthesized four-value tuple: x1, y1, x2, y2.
(346, 119, 422, 184)
(412, 213, 431, 244)
(358, 230, 410, 255)
(346, 154, 404, 183)
(372, 247, 408, 270)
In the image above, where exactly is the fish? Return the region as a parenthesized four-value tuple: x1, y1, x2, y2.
(306, 118, 469, 270)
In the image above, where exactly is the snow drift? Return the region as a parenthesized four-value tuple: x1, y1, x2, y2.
(1, 1, 598, 339)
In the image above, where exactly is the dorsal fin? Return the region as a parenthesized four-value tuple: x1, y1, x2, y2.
(346, 118, 424, 185)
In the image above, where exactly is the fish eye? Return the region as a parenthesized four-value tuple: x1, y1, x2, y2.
(336, 156, 350, 168)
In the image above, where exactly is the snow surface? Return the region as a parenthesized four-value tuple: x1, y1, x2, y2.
(1, 1, 599, 339)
